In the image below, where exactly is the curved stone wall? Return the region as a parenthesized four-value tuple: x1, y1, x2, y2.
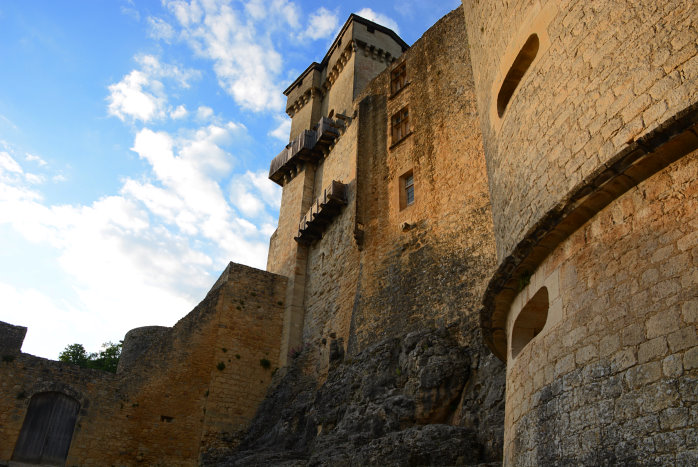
(503, 149, 697, 464)
(116, 325, 169, 374)
(463, 0, 698, 261)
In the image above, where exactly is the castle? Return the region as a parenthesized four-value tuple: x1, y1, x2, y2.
(1, 2, 696, 466)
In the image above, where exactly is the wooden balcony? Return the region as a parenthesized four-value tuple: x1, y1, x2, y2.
(295, 181, 348, 244)
(268, 117, 340, 186)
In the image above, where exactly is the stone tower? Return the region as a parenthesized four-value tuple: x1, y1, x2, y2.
(461, 0, 698, 464)
(266, 14, 408, 365)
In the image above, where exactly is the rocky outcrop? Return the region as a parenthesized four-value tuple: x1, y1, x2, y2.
(202, 326, 503, 466)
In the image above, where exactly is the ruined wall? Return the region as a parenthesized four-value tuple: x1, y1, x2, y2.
(199, 264, 286, 454)
(503, 150, 698, 465)
(0, 263, 286, 467)
(0, 354, 125, 464)
(117, 325, 169, 374)
(0, 321, 27, 355)
(462, 0, 698, 261)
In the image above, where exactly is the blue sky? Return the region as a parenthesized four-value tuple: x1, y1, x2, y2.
(0, 0, 461, 359)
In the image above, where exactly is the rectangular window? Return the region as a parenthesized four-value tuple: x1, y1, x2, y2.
(391, 62, 406, 95)
(399, 170, 414, 210)
(391, 107, 409, 144)
(405, 173, 414, 206)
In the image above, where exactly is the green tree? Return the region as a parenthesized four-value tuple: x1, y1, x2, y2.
(58, 343, 89, 367)
(58, 341, 122, 373)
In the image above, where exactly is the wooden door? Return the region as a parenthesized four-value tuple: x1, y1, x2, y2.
(11, 392, 80, 466)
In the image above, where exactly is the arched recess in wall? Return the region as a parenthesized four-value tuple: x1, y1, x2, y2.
(12, 391, 81, 466)
(497, 34, 539, 118)
(511, 286, 548, 359)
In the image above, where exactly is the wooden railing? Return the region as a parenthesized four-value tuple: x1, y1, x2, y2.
(268, 117, 340, 185)
(295, 181, 347, 244)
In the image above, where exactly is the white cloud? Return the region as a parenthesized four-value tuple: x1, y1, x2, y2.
(121, 6, 140, 21)
(248, 170, 281, 209)
(0, 151, 44, 186)
(148, 16, 176, 41)
(107, 55, 200, 123)
(167, 0, 203, 27)
(244, 0, 266, 20)
(107, 69, 166, 122)
(136, 54, 199, 88)
(26, 153, 48, 166)
(269, 116, 291, 142)
(196, 105, 214, 120)
(356, 8, 400, 34)
(163, 0, 288, 112)
(0, 120, 276, 358)
(230, 183, 265, 218)
(0, 151, 23, 174)
(229, 170, 281, 219)
(244, 0, 300, 28)
(300, 7, 339, 41)
(125, 123, 268, 251)
(171, 104, 188, 119)
(24, 173, 45, 184)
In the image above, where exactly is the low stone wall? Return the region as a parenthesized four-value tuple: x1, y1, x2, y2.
(0, 262, 287, 466)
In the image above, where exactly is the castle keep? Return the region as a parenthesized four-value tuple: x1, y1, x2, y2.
(1, 2, 696, 466)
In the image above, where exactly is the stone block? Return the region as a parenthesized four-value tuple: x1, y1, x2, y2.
(662, 354, 684, 378)
(625, 361, 662, 389)
(610, 348, 637, 374)
(667, 326, 698, 353)
(646, 308, 681, 339)
(684, 346, 698, 371)
(659, 407, 689, 430)
(638, 336, 668, 364)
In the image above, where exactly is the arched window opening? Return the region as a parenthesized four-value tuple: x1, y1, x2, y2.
(12, 391, 80, 466)
(511, 286, 548, 359)
(497, 34, 539, 118)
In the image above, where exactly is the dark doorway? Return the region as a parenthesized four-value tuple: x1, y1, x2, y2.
(11, 392, 80, 466)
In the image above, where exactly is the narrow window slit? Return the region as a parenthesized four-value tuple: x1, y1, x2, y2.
(497, 34, 539, 118)
(511, 286, 548, 359)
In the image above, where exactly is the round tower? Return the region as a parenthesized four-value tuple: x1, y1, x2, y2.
(117, 326, 169, 374)
(462, 0, 698, 464)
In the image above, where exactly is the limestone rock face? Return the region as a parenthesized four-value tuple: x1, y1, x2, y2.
(202, 327, 501, 466)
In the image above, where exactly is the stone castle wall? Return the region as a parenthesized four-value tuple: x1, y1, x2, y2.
(0, 321, 27, 355)
(3, 3, 694, 465)
(462, 0, 698, 261)
(276, 8, 497, 374)
(350, 9, 495, 351)
(0, 354, 124, 464)
(461, 0, 698, 464)
(301, 118, 360, 367)
(503, 149, 698, 465)
(272, 9, 505, 457)
(0, 263, 286, 466)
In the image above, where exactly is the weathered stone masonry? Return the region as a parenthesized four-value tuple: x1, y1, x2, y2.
(463, 0, 698, 464)
(0, 263, 286, 466)
(1, 2, 696, 465)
